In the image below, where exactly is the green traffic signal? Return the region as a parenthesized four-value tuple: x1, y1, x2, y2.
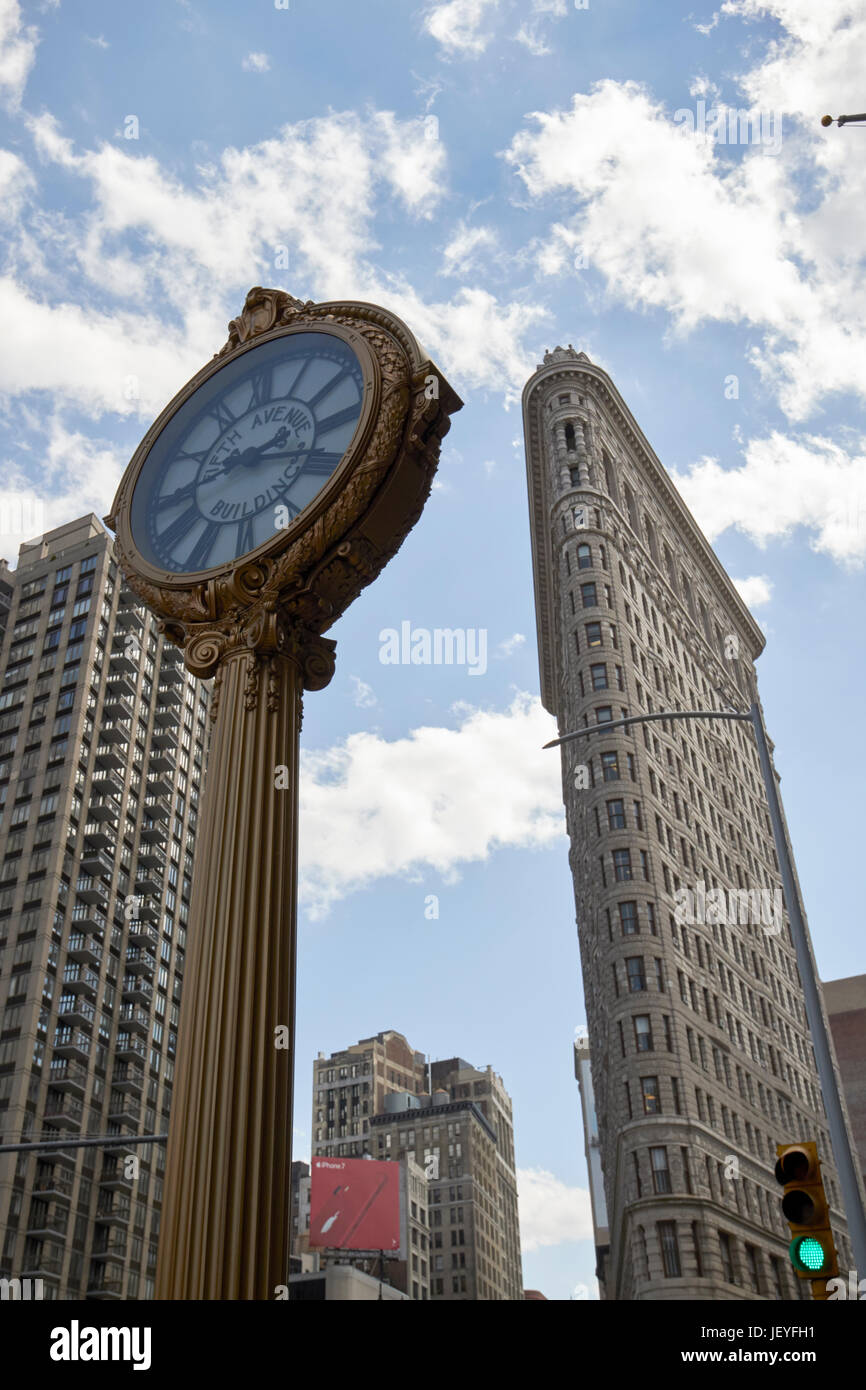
(790, 1235, 828, 1274)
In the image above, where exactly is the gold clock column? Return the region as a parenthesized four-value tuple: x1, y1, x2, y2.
(155, 619, 335, 1300)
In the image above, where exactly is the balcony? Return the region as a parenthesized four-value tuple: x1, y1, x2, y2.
(142, 795, 170, 824)
(21, 1243, 64, 1278)
(156, 683, 181, 707)
(47, 1059, 89, 1094)
(124, 948, 155, 977)
(148, 750, 175, 775)
(115, 606, 145, 633)
(83, 819, 117, 850)
(94, 741, 125, 771)
(121, 975, 152, 1004)
(61, 963, 100, 996)
(57, 996, 96, 1029)
(102, 692, 134, 722)
(139, 818, 165, 844)
(112, 1061, 145, 1093)
(66, 932, 103, 967)
(127, 919, 157, 946)
(118, 1003, 149, 1034)
(132, 868, 162, 899)
(95, 1194, 131, 1226)
(90, 769, 125, 799)
(88, 793, 121, 822)
(71, 906, 108, 936)
(115, 1033, 147, 1062)
(86, 1268, 124, 1299)
(100, 1157, 134, 1192)
(91, 1234, 127, 1264)
(109, 647, 137, 677)
(136, 843, 166, 871)
(106, 671, 137, 701)
(32, 1169, 74, 1202)
(147, 773, 173, 800)
(107, 1087, 143, 1121)
(149, 727, 177, 751)
(75, 875, 109, 906)
(43, 1090, 84, 1130)
(27, 1202, 69, 1240)
(79, 846, 114, 878)
(52, 1027, 91, 1061)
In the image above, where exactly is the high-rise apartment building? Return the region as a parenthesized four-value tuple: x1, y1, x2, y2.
(0, 514, 209, 1300)
(312, 1034, 523, 1300)
(523, 347, 856, 1299)
(312, 1029, 428, 1158)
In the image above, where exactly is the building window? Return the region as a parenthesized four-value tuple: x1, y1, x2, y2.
(577, 544, 592, 569)
(745, 1244, 761, 1294)
(581, 582, 597, 608)
(607, 799, 626, 830)
(641, 1076, 660, 1114)
(590, 663, 608, 690)
(634, 1014, 652, 1051)
(658, 1222, 682, 1277)
(613, 848, 632, 881)
(719, 1233, 735, 1285)
(585, 622, 602, 647)
(650, 1146, 671, 1193)
(619, 901, 638, 935)
(601, 751, 619, 781)
(681, 1147, 692, 1194)
(626, 957, 646, 992)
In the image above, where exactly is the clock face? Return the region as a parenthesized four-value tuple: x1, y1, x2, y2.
(129, 331, 366, 574)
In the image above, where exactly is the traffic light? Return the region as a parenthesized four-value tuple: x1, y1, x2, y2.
(774, 1142, 840, 1300)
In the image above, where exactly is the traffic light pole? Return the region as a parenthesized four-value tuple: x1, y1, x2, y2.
(750, 698, 866, 1279)
(546, 698, 866, 1279)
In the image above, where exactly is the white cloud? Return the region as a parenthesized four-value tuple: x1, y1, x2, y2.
(495, 632, 526, 657)
(0, 0, 38, 108)
(241, 51, 270, 72)
(517, 1168, 594, 1252)
(441, 221, 497, 275)
(504, 0, 866, 422)
(85, 34, 109, 49)
(423, 0, 500, 56)
(670, 432, 866, 567)
(349, 676, 378, 709)
(732, 574, 773, 608)
(0, 415, 123, 561)
(298, 693, 563, 917)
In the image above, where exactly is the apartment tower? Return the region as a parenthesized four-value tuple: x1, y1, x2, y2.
(0, 515, 209, 1299)
(312, 1033, 523, 1299)
(523, 347, 854, 1299)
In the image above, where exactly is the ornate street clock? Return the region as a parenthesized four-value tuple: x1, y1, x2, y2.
(108, 287, 461, 696)
(105, 290, 461, 1301)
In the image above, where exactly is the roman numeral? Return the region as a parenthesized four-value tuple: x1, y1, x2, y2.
(306, 368, 351, 411)
(302, 452, 342, 476)
(248, 366, 273, 410)
(315, 404, 359, 436)
(155, 481, 197, 510)
(175, 447, 210, 466)
(213, 398, 237, 432)
(156, 506, 201, 553)
(186, 522, 222, 570)
(237, 517, 256, 556)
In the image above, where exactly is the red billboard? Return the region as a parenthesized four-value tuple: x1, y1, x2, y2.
(309, 1157, 401, 1251)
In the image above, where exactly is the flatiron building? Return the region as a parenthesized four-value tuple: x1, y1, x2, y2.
(523, 347, 856, 1299)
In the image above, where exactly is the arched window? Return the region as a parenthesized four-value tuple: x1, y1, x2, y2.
(577, 543, 592, 569)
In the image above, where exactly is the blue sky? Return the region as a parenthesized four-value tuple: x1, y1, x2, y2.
(1, 0, 865, 1299)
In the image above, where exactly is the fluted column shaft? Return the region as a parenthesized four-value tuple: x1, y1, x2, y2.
(155, 645, 303, 1299)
